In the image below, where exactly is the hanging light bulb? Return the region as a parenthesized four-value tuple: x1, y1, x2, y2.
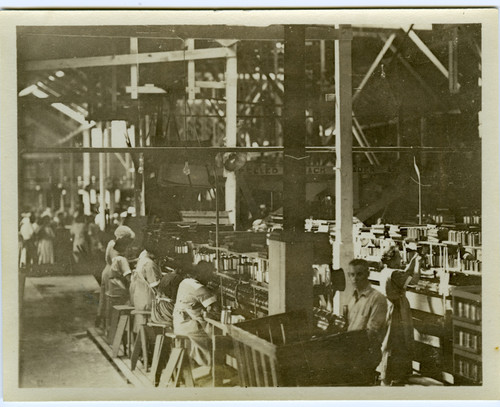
(380, 64, 386, 79)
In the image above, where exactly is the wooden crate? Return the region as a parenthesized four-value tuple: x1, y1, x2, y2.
(229, 309, 376, 387)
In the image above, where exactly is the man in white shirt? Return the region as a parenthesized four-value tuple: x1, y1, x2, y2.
(346, 259, 388, 373)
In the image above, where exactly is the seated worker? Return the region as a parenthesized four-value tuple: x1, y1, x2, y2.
(346, 259, 388, 376)
(173, 260, 219, 367)
(129, 237, 163, 330)
(149, 259, 187, 328)
(106, 235, 135, 303)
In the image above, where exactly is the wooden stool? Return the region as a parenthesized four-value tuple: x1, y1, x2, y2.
(146, 322, 172, 386)
(130, 310, 152, 371)
(111, 305, 135, 357)
(159, 332, 194, 387)
(104, 292, 124, 340)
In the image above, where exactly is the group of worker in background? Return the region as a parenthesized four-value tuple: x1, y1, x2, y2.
(18, 206, 133, 270)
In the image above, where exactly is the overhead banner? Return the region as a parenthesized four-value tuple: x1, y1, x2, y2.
(242, 163, 336, 176)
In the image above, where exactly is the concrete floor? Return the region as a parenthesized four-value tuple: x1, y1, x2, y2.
(20, 275, 131, 388)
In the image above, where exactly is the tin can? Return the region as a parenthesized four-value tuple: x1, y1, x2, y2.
(463, 302, 470, 320)
(470, 334, 477, 351)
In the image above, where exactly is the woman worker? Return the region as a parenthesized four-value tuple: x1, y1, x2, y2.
(129, 236, 163, 329)
(37, 215, 55, 265)
(173, 260, 219, 367)
(70, 213, 89, 263)
(96, 225, 135, 328)
(379, 241, 421, 386)
(149, 258, 187, 328)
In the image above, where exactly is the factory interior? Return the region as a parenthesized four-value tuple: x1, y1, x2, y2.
(14, 21, 486, 389)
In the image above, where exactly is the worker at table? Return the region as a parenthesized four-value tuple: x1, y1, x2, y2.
(149, 259, 187, 328)
(346, 259, 388, 374)
(173, 260, 219, 367)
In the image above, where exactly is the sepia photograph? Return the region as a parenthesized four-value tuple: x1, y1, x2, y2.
(1, 8, 499, 402)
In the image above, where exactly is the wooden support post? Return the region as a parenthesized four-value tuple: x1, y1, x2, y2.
(334, 25, 354, 311)
(320, 39, 326, 84)
(108, 123, 117, 216)
(282, 25, 307, 233)
(59, 154, 65, 211)
(353, 172, 360, 211)
(69, 140, 75, 213)
(98, 122, 106, 231)
(186, 39, 196, 100)
(111, 48, 118, 110)
(82, 128, 91, 187)
(268, 234, 313, 315)
(130, 37, 139, 100)
(105, 122, 111, 179)
(268, 26, 313, 319)
(225, 44, 238, 228)
(140, 118, 146, 217)
(132, 121, 141, 215)
(448, 27, 459, 94)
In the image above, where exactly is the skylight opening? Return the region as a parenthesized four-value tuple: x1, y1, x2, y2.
(18, 85, 38, 97)
(32, 88, 50, 99)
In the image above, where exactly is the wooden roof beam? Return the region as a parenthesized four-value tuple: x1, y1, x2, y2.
(407, 28, 461, 89)
(380, 33, 442, 105)
(18, 25, 345, 41)
(24, 47, 236, 72)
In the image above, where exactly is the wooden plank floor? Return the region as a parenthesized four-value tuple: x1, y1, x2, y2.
(87, 327, 154, 388)
(87, 328, 213, 387)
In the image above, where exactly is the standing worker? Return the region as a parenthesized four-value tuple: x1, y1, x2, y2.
(19, 213, 36, 269)
(70, 214, 89, 264)
(346, 259, 388, 383)
(37, 216, 55, 265)
(95, 225, 135, 328)
(379, 242, 421, 386)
